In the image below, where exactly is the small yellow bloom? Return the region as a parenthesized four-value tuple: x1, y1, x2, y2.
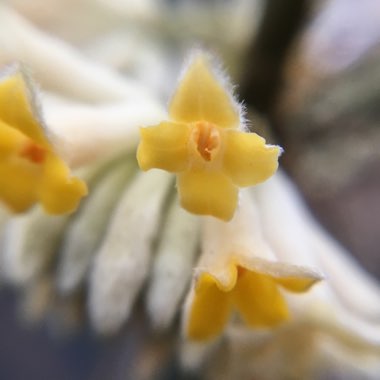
(137, 52, 281, 221)
(186, 260, 317, 341)
(0, 66, 87, 213)
(183, 191, 323, 341)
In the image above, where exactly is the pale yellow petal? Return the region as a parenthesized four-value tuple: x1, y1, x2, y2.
(169, 55, 240, 128)
(0, 69, 86, 214)
(38, 154, 88, 214)
(0, 120, 26, 157)
(275, 276, 319, 293)
(137, 121, 190, 172)
(177, 170, 238, 221)
(186, 273, 231, 341)
(223, 131, 281, 187)
(0, 69, 49, 147)
(232, 269, 289, 327)
(0, 159, 40, 212)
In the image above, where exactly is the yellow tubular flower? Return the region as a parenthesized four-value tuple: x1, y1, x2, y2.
(183, 191, 323, 341)
(187, 261, 317, 341)
(137, 52, 281, 221)
(0, 66, 87, 214)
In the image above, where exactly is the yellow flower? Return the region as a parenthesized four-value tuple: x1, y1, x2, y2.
(186, 260, 318, 341)
(0, 66, 87, 213)
(183, 191, 323, 341)
(137, 52, 281, 221)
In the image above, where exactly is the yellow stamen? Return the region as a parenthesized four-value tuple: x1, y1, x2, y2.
(192, 121, 220, 161)
(237, 266, 246, 278)
(20, 141, 47, 164)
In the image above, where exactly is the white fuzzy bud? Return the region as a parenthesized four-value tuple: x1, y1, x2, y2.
(89, 170, 172, 334)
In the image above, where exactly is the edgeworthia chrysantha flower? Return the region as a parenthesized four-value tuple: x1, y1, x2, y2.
(0, 4, 380, 378)
(137, 52, 281, 221)
(183, 191, 323, 341)
(0, 65, 87, 214)
(180, 172, 380, 379)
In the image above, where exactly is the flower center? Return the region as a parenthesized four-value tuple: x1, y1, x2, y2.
(192, 121, 221, 161)
(237, 266, 246, 278)
(20, 141, 47, 164)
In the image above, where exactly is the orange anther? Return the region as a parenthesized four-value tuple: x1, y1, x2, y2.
(193, 121, 220, 161)
(20, 141, 46, 164)
(237, 266, 246, 278)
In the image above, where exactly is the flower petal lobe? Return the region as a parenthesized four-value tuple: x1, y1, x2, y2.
(169, 55, 240, 128)
(232, 270, 289, 327)
(224, 131, 281, 187)
(177, 170, 238, 221)
(187, 273, 231, 340)
(137, 121, 190, 172)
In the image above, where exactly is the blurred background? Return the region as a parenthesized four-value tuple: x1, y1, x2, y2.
(0, 0, 379, 379)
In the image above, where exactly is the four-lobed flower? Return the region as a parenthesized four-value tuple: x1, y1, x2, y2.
(137, 52, 282, 221)
(184, 191, 323, 341)
(0, 65, 87, 214)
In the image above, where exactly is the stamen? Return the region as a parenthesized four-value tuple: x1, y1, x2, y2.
(237, 266, 246, 278)
(20, 141, 47, 164)
(192, 121, 220, 161)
